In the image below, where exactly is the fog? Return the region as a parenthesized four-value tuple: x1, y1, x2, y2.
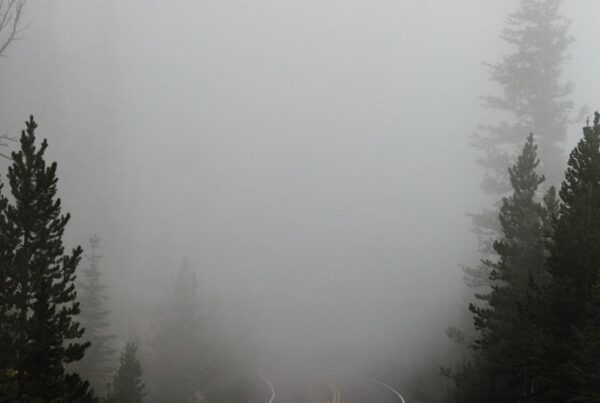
(2, 1, 600, 401)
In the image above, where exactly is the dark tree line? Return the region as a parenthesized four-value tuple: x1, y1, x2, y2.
(0, 116, 258, 403)
(436, 2, 581, 401)
(448, 114, 600, 402)
(446, 1, 600, 401)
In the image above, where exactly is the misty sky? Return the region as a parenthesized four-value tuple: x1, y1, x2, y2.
(1, 0, 600, 368)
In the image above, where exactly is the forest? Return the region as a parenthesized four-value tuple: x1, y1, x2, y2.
(2, 0, 600, 402)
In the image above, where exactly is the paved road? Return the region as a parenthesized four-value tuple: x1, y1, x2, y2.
(258, 369, 407, 403)
(333, 375, 406, 403)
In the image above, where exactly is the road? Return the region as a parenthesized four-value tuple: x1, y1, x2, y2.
(257, 369, 408, 403)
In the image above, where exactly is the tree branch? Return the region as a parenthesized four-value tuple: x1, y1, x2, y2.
(0, 0, 25, 57)
(0, 133, 17, 160)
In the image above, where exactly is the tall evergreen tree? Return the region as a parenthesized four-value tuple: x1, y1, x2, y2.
(473, 0, 576, 197)
(452, 113, 600, 402)
(467, 0, 580, 288)
(109, 342, 145, 403)
(0, 116, 94, 402)
(448, 135, 551, 402)
(73, 234, 115, 395)
(476, 134, 549, 400)
(537, 112, 600, 401)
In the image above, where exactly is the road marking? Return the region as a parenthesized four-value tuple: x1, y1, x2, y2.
(333, 381, 341, 403)
(325, 379, 341, 403)
(367, 377, 406, 403)
(259, 375, 276, 403)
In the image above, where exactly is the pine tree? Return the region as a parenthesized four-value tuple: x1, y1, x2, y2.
(0, 182, 20, 402)
(202, 319, 256, 403)
(73, 235, 115, 395)
(449, 135, 550, 402)
(537, 112, 600, 401)
(567, 290, 600, 403)
(467, 0, 579, 288)
(457, 1, 578, 372)
(0, 175, 14, 400)
(149, 261, 205, 402)
(473, 0, 577, 196)
(0, 116, 94, 402)
(109, 342, 145, 403)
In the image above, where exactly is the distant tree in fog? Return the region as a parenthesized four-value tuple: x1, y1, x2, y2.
(73, 235, 116, 396)
(148, 260, 205, 402)
(201, 304, 257, 403)
(474, 0, 578, 195)
(0, 116, 93, 402)
(147, 261, 256, 402)
(470, 0, 580, 257)
(109, 342, 146, 403)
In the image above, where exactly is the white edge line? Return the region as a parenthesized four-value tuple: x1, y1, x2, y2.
(259, 374, 276, 403)
(367, 377, 407, 403)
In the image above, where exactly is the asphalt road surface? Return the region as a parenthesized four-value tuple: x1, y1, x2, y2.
(256, 368, 408, 403)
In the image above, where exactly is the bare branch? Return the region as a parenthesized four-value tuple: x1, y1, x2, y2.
(0, 0, 26, 57)
(0, 133, 17, 143)
(0, 133, 16, 160)
(0, 0, 26, 160)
